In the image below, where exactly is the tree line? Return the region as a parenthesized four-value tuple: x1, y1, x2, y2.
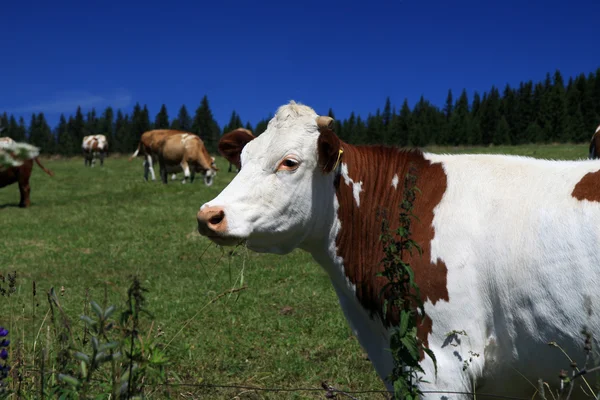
(2, 67, 600, 156)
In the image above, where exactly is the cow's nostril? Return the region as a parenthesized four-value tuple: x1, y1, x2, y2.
(209, 211, 225, 226)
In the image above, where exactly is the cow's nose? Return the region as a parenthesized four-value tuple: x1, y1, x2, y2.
(197, 206, 227, 235)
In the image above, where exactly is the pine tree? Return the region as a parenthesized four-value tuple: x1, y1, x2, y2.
(493, 116, 511, 145)
(114, 111, 131, 153)
(0, 112, 8, 132)
(525, 121, 544, 143)
(86, 108, 99, 136)
(17, 117, 27, 142)
(513, 81, 534, 144)
(468, 116, 483, 145)
(443, 89, 453, 120)
(245, 122, 253, 132)
(223, 110, 243, 133)
(254, 117, 270, 136)
(99, 107, 114, 149)
(171, 105, 192, 131)
(382, 97, 392, 127)
(70, 106, 86, 145)
(7, 116, 24, 141)
(191, 96, 220, 152)
(56, 114, 77, 155)
(449, 89, 469, 145)
(501, 84, 516, 144)
(29, 113, 55, 153)
(154, 104, 170, 129)
(478, 89, 499, 145)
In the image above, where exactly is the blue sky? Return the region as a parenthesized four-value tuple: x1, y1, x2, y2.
(1, 0, 599, 130)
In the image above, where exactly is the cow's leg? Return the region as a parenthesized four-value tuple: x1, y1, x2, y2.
(158, 159, 168, 184)
(190, 170, 196, 183)
(17, 166, 32, 208)
(181, 161, 190, 184)
(147, 155, 156, 181)
(228, 163, 233, 173)
(100, 152, 105, 166)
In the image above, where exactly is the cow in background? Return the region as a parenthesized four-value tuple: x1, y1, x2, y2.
(130, 129, 181, 181)
(1, 137, 54, 207)
(223, 128, 255, 172)
(156, 132, 218, 185)
(589, 124, 600, 159)
(82, 134, 109, 167)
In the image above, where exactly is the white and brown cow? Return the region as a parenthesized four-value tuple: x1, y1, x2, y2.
(130, 129, 194, 182)
(82, 134, 109, 167)
(197, 101, 600, 398)
(1, 137, 54, 207)
(156, 132, 218, 185)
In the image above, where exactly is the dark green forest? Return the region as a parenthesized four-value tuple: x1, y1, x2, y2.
(2, 68, 600, 155)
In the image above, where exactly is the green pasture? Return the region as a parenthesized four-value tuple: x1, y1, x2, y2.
(0, 143, 590, 398)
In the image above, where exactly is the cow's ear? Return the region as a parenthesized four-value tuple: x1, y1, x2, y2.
(316, 116, 342, 174)
(218, 129, 256, 170)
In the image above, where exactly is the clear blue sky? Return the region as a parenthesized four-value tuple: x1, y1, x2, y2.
(1, 0, 599, 130)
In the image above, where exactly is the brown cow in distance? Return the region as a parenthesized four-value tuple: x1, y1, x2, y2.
(0, 137, 54, 208)
(157, 132, 218, 185)
(222, 128, 255, 172)
(589, 124, 600, 159)
(130, 129, 186, 181)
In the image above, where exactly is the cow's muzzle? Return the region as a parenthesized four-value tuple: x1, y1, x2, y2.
(197, 206, 241, 246)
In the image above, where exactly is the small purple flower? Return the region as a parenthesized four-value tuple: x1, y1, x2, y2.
(0, 349, 7, 360)
(0, 328, 7, 337)
(0, 340, 8, 347)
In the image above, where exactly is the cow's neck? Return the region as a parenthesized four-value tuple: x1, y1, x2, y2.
(307, 143, 450, 342)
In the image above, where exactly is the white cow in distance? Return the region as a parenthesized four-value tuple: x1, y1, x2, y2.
(82, 134, 109, 167)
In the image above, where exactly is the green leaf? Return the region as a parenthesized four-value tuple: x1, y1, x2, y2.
(98, 341, 120, 352)
(90, 300, 103, 320)
(80, 315, 97, 326)
(103, 305, 117, 319)
(399, 311, 410, 336)
(91, 336, 99, 351)
(400, 336, 420, 360)
(80, 360, 88, 378)
(73, 351, 90, 364)
(58, 373, 80, 387)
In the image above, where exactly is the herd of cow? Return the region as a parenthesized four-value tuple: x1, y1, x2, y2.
(4, 102, 600, 398)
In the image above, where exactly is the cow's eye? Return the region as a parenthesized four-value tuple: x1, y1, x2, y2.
(278, 158, 300, 171)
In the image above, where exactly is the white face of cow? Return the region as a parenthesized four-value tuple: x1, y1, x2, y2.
(197, 103, 339, 254)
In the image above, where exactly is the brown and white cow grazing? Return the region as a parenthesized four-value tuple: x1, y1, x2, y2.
(1, 137, 54, 207)
(82, 134, 109, 167)
(130, 129, 186, 181)
(588, 124, 600, 159)
(155, 132, 218, 185)
(197, 101, 600, 398)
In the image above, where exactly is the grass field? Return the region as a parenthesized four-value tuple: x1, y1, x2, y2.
(0, 143, 590, 398)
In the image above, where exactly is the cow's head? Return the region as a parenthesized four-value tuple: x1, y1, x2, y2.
(197, 102, 343, 254)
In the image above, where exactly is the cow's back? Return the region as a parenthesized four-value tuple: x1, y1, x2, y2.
(422, 152, 600, 393)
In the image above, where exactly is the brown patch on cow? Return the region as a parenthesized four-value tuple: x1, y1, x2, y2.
(572, 170, 600, 202)
(218, 128, 256, 169)
(327, 141, 449, 359)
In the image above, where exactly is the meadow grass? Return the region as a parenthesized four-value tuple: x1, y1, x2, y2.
(0, 143, 590, 398)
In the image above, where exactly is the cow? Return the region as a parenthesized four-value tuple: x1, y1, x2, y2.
(196, 101, 600, 398)
(1, 137, 54, 207)
(82, 134, 109, 167)
(130, 129, 186, 181)
(154, 132, 218, 185)
(588, 124, 600, 159)
(223, 128, 254, 173)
